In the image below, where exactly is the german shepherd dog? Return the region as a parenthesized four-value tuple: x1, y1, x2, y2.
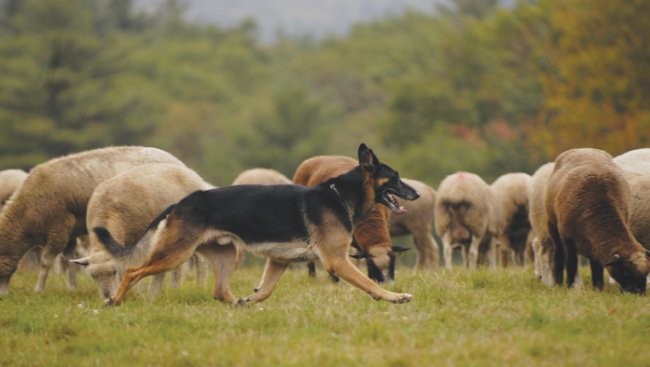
(99, 144, 419, 306)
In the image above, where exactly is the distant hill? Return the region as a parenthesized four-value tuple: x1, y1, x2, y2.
(135, 0, 441, 42)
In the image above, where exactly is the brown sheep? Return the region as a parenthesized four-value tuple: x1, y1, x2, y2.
(0, 146, 184, 295)
(293, 155, 411, 283)
(435, 171, 498, 270)
(0, 169, 28, 210)
(389, 178, 439, 269)
(491, 173, 533, 267)
(71, 163, 214, 301)
(545, 148, 650, 293)
(232, 168, 292, 185)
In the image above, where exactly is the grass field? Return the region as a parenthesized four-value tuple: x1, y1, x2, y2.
(1, 265, 649, 367)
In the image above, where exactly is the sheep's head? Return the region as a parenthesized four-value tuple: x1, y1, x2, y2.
(71, 251, 120, 301)
(605, 249, 650, 295)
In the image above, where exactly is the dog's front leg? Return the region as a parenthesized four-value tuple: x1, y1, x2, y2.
(236, 257, 288, 306)
(321, 254, 412, 304)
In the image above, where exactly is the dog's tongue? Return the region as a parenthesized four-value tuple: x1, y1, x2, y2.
(392, 206, 407, 215)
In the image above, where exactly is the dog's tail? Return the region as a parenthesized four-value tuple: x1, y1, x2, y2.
(93, 203, 178, 259)
(93, 227, 132, 258)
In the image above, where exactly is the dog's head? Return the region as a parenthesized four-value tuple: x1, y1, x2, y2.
(605, 249, 650, 295)
(357, 143, 420, 213)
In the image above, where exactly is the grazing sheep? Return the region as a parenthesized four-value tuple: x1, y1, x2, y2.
(293, 155, 411, 283)
(528, 163, 555, 286)
(491, 173, 533, 267)
(389, 178, 439, 269)
(614, 149, 650, 248)
(434, 172, 498, 270)
(71, 163, 213, 300)
(545, 148, 650, 293)
(0, 169, 28, 210)
(232, 168, 292, 185)
(0, 146, 184, 295)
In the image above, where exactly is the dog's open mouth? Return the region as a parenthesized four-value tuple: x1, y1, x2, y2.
(384, 191, 407, 214)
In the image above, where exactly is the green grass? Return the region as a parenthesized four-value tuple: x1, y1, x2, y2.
(1, 266, 649, 367)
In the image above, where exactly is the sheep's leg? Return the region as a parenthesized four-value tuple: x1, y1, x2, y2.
(547, 224, 565, 286)
(35, 216, 76, 292)
(524, 231, 535, 267)
(487, 237, 499, 270)
(468, 236, 481, 270)
(194, 253, 208, 288)
(236, 257, 288, 306)
(149, 273, 166, 294)
(198, 243, 238, 304)
(307, 261, 317, 277)
(170, 265, 182, 288)
(62, 238, 78, 290)
(498, 236, 510, 268)
(412, 227, 439, 269)
(564, 240, 579, 288)
(590, 260, 604, 290)
(442, 233, 454, 270)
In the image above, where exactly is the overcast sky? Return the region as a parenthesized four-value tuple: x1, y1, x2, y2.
(136, 0, 442, 42)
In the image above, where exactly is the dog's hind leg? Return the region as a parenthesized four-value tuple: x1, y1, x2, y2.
(108, 222, 201, 306)
(197, 242, 238, 304)
(236, 257, 288, 306)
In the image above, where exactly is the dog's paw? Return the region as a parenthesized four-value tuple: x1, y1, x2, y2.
(234, 296, 252, 307)
(390, 293, 413, 304)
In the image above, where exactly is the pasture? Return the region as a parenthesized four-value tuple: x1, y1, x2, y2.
(2, 266, 648, 367)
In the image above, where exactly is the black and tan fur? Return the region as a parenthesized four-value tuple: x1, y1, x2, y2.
(100, 144, 419, 306)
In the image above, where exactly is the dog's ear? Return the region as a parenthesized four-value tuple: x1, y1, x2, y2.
(70, 257, 90, 267)
(358, 143, 379, 172)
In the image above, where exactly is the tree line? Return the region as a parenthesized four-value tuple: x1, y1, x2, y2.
(0, 0, 648, 186)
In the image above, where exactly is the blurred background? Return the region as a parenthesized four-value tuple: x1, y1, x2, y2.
(0, 0, 648, 186)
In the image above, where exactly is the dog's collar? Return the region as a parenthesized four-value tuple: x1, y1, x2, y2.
(330, 183, 352, 222)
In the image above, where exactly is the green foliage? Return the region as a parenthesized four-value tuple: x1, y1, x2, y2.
(0, 0, 647, 186)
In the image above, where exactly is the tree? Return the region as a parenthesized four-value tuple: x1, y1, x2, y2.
(534, 0, 650, 158)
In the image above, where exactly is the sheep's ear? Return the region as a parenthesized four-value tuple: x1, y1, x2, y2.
(605, 253, 622, 266)
(70, 257, 90, 267)
(392, 245, 410, 253)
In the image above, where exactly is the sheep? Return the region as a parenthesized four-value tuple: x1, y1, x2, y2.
(434, 171, 498, 270)
(491, 173, 533, 267)
(389, 178, 439, 269)
(614, 149, 650, 248)
(71, 163, 215, 301)
(292, 155, 411, 283)
(612, 149, 650, 288)
(232, 168, 292, 185)
(0, 169, 28, 210)
(528, 163, 555, 286)
(544, 148, 650, 293)
(0, 146, 184, 295)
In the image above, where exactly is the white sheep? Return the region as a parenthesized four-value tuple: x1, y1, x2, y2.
(0, 146, 184, 295)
